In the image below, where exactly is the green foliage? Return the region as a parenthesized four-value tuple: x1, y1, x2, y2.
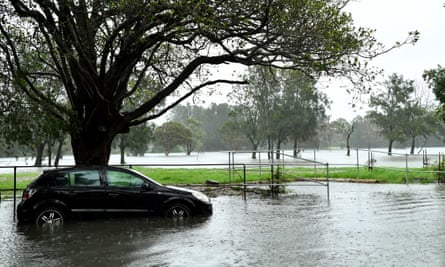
(170, 103, 232, 150)
(367, 74, 415, 152)
(424, 65, 445, 120)
(0, 0, 418, 164)
(228, 67, 327, 155)
(348, 116, 387, 148)
(219, 120, 249, 150)
(154, 121, 193, 155)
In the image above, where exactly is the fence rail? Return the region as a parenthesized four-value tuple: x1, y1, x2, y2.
(3, 148, 445, 219)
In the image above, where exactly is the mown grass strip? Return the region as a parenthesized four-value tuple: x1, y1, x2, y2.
(0, 166, 440, 192)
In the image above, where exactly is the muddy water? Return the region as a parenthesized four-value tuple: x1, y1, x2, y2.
(1, 183, 445, 266)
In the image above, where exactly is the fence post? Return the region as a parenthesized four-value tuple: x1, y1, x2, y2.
(405, 154, 409, 184)
(313, 149, 317, 178)
(326, 163, 330, 201)
(243, 164, 246, 200)
(13, 167, 17, 220)
(228, 152, 232, 184)
(271, 164, 274, 186)
(356, 148, 360, 178)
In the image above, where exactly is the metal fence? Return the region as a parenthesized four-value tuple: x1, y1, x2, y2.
(0, 158, 332, 220)
(3, 148, 445, 219)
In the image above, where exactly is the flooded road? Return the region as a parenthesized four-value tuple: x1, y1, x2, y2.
(1, 183, 445, 266)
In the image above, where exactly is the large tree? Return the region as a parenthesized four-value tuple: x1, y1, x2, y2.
(0, 0, 417, 165)
(367, 74, 415, 155)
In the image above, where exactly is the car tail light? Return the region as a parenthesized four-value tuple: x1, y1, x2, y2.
(22, 188, 37, 200)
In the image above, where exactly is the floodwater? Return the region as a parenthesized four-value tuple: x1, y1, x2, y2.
(1, 147, 444, 174)
(1, 182, 445, 266)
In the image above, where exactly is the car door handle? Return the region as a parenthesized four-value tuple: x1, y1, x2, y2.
(108, 193, 120, 197)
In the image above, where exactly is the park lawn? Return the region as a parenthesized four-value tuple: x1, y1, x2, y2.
(281, 166, 438, 184)
(0, 172, 40, 190)
(0, 166, 440, 194)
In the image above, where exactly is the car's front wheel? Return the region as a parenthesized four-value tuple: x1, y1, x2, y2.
(35, 207, 64, 226)
(164, 203, 191, 218)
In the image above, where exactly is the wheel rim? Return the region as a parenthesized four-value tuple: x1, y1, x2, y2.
(36, 209, 64, 226)
(167, 206, 190, 218)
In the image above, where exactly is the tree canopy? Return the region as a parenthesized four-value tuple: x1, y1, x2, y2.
(0, 0, 418, 165)
(368, 74, 416, 155)
(154, 121, 192, 155)
(228, 66, 327, 159)
(424, 65, 445, 119)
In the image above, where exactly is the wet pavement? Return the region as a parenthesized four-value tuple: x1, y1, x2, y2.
(1, 183, 445, 266)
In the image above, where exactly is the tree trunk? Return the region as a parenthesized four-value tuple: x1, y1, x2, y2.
(251, 143, 258, 159)
(267, 137, 273, 160)
(47, 141, 52, 167)
(388, 139, 394, 156)
(34, 142, 45, 167)
(186, 143, 192, 155)
(54, 138, 64, 167)
(70, 103, 130, 165)
(346, 124, 354, 157)
(276, 141, 281, 160)
(71, 126, 118, 165)
(410, 136, 415, 155)
(293, 139, 301, 158)
(119, 137, 126, 165)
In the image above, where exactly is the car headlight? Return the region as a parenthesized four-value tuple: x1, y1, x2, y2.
(192, 191, 211, 204)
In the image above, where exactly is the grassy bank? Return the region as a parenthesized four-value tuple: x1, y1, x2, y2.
(0, 166, 440, 194)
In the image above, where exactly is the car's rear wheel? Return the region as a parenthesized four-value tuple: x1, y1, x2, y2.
(164, 203, 191, 218)
(35, 207, 64, 227)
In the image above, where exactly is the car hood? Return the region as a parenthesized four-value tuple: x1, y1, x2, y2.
(165, 185, 197, 194)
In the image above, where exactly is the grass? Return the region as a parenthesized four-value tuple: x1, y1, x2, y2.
(0, 166, 440, 195)
(283, 166, 438, 184)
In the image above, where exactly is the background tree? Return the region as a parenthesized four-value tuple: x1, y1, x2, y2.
(219, 120, 249, 151)
(424, 65, 445, 121)
(229, 67, 327, 159)
(171, 103, 231, 151)
(348, 116, 387, 149)
(154, 121, 192, 156)
(114, 123, 154, 164)
(367, 74, 415, 155)
(230, 66, 278, 159)
(330, 118, 354, 155)
(281, 70, 328, 157)
(0, 79, 65, 166)
(402, 104, 438, 155)
(224, 105, 264, 158)
(0, 0, 416, 165)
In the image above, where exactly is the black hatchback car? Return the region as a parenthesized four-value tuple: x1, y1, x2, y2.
(17, 166, 212, 226)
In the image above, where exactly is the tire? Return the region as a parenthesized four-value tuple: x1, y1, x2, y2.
(164, 203, 191, 218)
(35, 207, 65, 227)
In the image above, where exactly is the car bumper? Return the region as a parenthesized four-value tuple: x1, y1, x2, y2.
(195, 202, 213, 216)
(16, 202, 32, 223)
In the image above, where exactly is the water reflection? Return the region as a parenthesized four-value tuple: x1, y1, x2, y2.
(1, 183, 445, 266)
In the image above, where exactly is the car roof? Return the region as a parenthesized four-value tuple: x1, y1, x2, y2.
(42, 165, 130, 174)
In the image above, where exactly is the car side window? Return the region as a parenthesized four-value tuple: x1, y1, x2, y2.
(53, 172, 70, 186)
(106, 170, 145, 188)
(69, 170, 101, 187)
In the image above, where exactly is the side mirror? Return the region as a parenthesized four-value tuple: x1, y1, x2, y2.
(141, 183, 151, 191)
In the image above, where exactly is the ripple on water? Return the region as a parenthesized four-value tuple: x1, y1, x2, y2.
(1, 183, 445, 266)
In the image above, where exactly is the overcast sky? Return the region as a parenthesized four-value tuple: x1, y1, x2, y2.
(180, 1, 445, 123)
(326, 0, 445, 121)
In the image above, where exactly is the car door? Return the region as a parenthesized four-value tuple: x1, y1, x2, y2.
(104, 169, 160, 214)
(60, 169, 107, 214)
